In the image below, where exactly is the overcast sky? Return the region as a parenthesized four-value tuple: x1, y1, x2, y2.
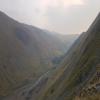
(0, 0, 100, 34)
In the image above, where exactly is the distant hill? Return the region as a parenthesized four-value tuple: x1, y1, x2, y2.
(53, 33, 78, 52)
(0, 11, 78, 96)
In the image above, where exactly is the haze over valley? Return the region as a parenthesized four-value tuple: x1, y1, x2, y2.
(0, 0, 100, 100)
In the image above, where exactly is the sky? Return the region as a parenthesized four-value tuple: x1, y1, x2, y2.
(0, 0, 100, 34)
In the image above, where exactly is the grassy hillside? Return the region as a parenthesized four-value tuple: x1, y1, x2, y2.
(0, 11, 78, 97)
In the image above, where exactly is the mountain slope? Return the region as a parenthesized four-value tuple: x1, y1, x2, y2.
(3, 13, 100, 100)
(37, 12, 100, 100)
(0, 11, 77, 96)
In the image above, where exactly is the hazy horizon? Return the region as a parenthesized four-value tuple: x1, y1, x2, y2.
(0, 0, 100, 34)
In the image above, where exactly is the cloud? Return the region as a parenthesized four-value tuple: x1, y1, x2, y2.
(33, 0, 84, 13)
(44, 0, 100, 34)
(0, 0, 99, 34)
(0, 0, 84, 20)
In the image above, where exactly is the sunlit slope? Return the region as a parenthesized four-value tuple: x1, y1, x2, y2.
(32, 13, 100, 100)
(0, 11, 77, 96)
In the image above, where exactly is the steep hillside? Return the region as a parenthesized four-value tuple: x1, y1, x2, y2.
(36, 13, 100, 100)
(3, 12, 100, 100)
(0, 11, 77, 97)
